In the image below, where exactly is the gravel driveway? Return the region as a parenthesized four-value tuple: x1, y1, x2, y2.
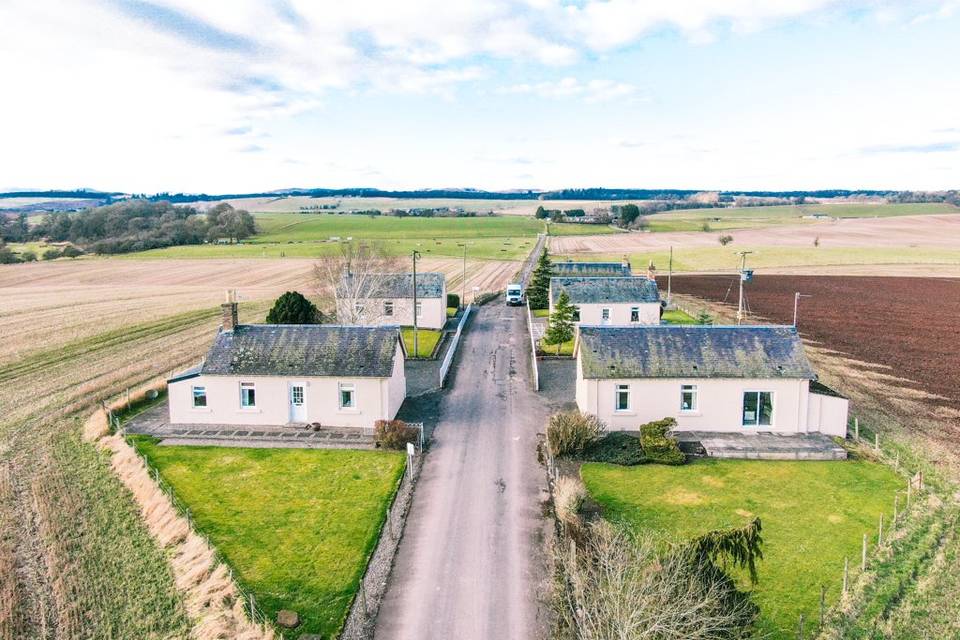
(374, 301, 553, 640)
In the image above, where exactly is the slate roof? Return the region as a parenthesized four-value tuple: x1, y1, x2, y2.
(577, 325, 815, 380)
(346, 272, 445, 298)
(198, 324, 401, 378)
(168, 364, 202, 384)
(810, 380, 846, 399)
(550, 276, 660, 305)
(552, 261, 632, 277)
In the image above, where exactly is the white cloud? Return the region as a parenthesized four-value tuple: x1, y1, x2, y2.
(498, 77, 641, 103)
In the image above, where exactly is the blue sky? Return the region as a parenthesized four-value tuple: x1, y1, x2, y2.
(0, 0, 958, 193)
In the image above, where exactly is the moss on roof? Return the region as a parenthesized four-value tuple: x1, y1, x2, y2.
(550, 276, 660, 305)
(578, 325, 815, 379)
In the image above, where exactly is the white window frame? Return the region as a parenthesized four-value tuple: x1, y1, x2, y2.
(680, 384, 698, 413)
(240, 382, 256, 408)
(601, 307, 611, 321)
(742, 390, 774, 427)
(339, 382, 356, 410)
(383, 300, 394, 317)
(354, 302, 365, 315)
(415, 301, 423, 317)
(630, 306, 640, 323)
(191, 385, 207, 408)
(614, 383, 631, 412)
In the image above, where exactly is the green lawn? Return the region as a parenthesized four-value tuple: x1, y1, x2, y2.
(582, 458, 903, 638)
(661, 308, 696, 324)
(446, 306, 458, 318)
(532, 308, 549, 318)
(400, 327, 442, 357)
(129, 437, 405, 638)
(539, 337, 574, 356)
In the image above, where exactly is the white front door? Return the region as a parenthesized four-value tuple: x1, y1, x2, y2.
(289, 383, 307, 423)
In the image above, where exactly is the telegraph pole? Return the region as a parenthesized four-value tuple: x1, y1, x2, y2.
(412, 249, 421, 356)
(461, 243, 467, 309)
(667, 245, 673, 306)
(793, 292, 812, 327)
(736, 251, 753, 325)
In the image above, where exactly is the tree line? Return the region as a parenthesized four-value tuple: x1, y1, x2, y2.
(7, 201, 256, 254)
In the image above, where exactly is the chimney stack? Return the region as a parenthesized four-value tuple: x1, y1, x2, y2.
(647, 260, 657, 281)
(622, 254, 631, 271)
(222, 289, 238, 331)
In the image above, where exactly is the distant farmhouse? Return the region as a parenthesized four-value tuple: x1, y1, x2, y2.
(337, 272, 447, 329)
(168, 297, 406, 428)
(575, 325, 848, 436)
(552, 259, 632, 278)
(550, 276, 662, 325)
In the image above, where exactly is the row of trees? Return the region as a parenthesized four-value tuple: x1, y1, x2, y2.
(14, 201, 256, 254)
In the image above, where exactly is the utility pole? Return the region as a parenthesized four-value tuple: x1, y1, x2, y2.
(412, 249, 420, 357)
(461, 243, 467, 308)
(736, 251, 753, 325)
(667, 245, 673, 306)
(793, 292, 812, 327)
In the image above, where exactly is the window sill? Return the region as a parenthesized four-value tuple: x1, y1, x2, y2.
(190, 407, 212, 413)
(680, 411, 701, 417)
(613, 410, 635, 416)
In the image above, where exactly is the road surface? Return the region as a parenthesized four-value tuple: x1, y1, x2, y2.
(374, 301, 552, 640)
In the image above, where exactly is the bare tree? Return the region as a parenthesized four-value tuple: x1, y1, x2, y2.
(312, 243, 400, 324)
(554, 521, 757, 640)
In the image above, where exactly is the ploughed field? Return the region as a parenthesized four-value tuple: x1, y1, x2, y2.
(667, 275, 960, 410)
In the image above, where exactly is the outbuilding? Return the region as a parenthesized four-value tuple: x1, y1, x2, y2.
(337, 272, 447, 329)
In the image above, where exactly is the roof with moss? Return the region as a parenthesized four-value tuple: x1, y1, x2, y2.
(199, 324, 401, 378)
(550, 276, 661, 305)
(552, 261, 632, 277)
(345, 272, 445, 298)
(577, 325, 815, 379)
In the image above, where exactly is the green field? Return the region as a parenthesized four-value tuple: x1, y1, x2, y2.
(582, 458, 903, 638)
(546, 222, 622, 236)
(129, 437, 405, 638)
(661, 308, 696, 324)
(562, 246, 960, 273)
(401, 327, 442, 357)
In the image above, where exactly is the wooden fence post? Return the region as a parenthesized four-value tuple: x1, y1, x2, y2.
(842, 557, 849, 594)
(861, 533, 868, 571)
(878, 513, 884, 547)
(798, 614, 805, 640)
(907, 479, 912, 508)
(820, 584, 826, 628)
(893, 495, 899, 530)
(874, 432, 879, 452)
(854, 418, 859, 440)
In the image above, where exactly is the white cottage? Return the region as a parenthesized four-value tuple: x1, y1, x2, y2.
(167, 300, 406, 429)
(550, 276, 662, 326)
(575, 325, 848, 436)
(337, 272, 447, 329)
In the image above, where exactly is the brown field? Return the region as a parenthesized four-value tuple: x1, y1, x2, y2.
(667, 275, 960, 448)
(551, 213, 960, 254)
(0, 255, 517, 638)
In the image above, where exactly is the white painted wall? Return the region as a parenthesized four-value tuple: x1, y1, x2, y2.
(577, 372, 813, 433)
(337, 294, 446, 329)
(554, 301, 660, 326)
(807, 392, 849, 437)
(169, 364, 405, 429)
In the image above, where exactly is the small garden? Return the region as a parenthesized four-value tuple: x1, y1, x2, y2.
(128, 436, 405, 638)
(400, 327, 442, 357)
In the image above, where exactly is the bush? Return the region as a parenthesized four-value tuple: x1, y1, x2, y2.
(21, 250, 37, 262)
(718, 234, 734, 246)
(42, 248, 62, 260)
(547, 411, 605, 457)
(0, 245, 20, 264)
(639, 417, 685, 465)
(581, 432, 646, 465)
(61, 245, 84, 258)
(374, 419, 419, 450)
(446, 293, 460, 309)
(554, 476, 587, 528)
(266, 291, 321, 324)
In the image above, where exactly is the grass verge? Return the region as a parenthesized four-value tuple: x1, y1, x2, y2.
(581, 458, 903, 638)
(661, 308, 696, 324)
(129, 437, 404, 638)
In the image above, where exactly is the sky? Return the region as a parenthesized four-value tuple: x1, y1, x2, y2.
(0, 0, 958, 194)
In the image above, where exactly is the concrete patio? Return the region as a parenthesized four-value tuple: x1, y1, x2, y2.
(673, 430, 847, 461)
(124, 402, 377, 449)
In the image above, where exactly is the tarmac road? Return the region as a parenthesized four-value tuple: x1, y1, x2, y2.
(374, 300, 552, 640)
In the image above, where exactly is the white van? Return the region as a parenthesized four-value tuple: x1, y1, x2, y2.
(506, 284, 523, 306)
